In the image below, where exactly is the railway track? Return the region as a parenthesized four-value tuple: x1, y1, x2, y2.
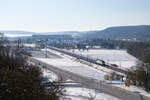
(48, 46, 128, 74)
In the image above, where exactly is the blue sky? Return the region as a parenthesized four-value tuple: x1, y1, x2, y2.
(0, 0, 150, 32)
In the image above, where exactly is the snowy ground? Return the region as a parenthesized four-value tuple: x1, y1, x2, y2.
(42, 68, 58, 81)
(66, 49, 137, 69)
(36, 57, 107, 81)
(63, 87, 121, 100)
(41, 67, 121, 100)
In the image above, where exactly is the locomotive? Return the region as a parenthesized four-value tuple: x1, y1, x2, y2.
(95, 59, 106, 66)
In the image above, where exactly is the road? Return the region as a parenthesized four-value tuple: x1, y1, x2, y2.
(29, 57, 150, 100)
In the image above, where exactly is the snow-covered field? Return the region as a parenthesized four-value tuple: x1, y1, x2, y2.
(5, 34, 32, 37)
(67, 49, 137, 69)
(23, 43, 36, 47)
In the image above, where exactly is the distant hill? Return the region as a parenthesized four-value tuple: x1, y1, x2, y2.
(82, 25, 150, 40)
(1, 25, 150, 40)
(0, 31, 36, 35)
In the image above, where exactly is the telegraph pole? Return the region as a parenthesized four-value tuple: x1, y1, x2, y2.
(45, 39, 48, 58)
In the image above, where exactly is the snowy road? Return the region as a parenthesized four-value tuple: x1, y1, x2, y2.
(30, 50, 150, 100)
(30, 57, 143, 100)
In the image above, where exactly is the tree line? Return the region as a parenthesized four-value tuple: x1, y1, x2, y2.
(127, 42, 150, 63)
(126, 41, 150, 91)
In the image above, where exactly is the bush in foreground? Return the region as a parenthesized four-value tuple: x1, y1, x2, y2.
(0, 36, 62, 100)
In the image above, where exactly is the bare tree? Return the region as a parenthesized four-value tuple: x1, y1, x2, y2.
(88, 93, 96, 100)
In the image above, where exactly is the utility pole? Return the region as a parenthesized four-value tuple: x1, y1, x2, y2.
(120, 62, 121, 68)
(145, 63, 150, 90)
(72, 42, 75, 54)
(45, 39, 48, 58)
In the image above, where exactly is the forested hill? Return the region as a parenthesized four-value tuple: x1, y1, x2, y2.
(1, 25, 150, 40)
(82, 25, 150, 40)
